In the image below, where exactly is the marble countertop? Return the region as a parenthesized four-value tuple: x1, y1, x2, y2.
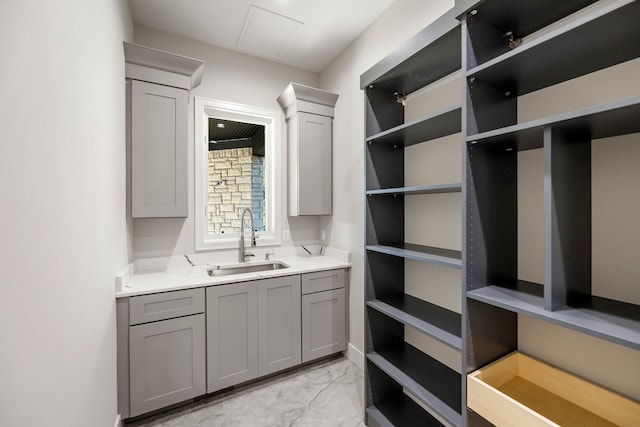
(116, 246, 350, 298)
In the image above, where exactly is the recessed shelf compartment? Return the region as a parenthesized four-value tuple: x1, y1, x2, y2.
(363, 8, 462, 138)
(461, 0, 598, 66)
(366, 363, 445, 427)
(468, 284, 640, 350)
(361, 9, 461, 95)
(366, 183, 462, 196)
(468, 352, 640, 426)
(367, 345, 462, 427)
(366, 105, 461, 147)
(366, 244, 462, 269)
(467, 96, 640, 149)
(367, 295, 462, 350)
(467, 0, 640, 96)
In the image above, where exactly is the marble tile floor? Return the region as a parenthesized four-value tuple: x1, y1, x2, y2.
(126, 356, 365, 427)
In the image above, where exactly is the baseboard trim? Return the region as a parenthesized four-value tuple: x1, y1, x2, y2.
(113, 414, 122, 427)
(345, 343, 364, 371)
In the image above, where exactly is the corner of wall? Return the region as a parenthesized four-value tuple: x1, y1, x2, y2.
(346, 343, 365, 371)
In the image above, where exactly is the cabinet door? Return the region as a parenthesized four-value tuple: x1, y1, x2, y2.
(131, 80, 188, 218)
(129, 314, 205, 417)
(258, 276, 302, 376)
(294, 112, 333, 215)
(206, 283, 258, 393)
(302, 288, 346, 363)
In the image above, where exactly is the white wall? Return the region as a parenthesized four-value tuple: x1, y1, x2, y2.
(131, 26, 321, 259)
(318, 0, 455, 359)
(0, 1, 132, 426)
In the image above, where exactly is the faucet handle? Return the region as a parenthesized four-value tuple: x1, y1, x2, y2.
(265, 252, 275, 261)
(244, 253, 255, 260)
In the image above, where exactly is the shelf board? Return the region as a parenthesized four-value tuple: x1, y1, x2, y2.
(467, 282, 640, 350)
(366, 243, 462, 269)
(467, 96, 640, 150)
(366, 183, 462, 196)
(459, 0, 598, 42)
(366, 105, 461, 147)
(367, 400, 442, 427)
(367, 344, 462, 427)
(467, 0, 640, 96)
(360, 9, 461, 94)
(367, 295, 462, 350)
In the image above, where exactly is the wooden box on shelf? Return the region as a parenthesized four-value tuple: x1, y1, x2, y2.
(467, 352, 640, 427)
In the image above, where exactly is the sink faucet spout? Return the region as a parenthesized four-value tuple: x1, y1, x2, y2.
(239, 208, 256, 262)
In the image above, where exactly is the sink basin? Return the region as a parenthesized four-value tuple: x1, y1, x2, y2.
(207, 261, 289, 277)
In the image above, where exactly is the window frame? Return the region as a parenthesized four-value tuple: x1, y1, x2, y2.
(194, 97, 282, 251)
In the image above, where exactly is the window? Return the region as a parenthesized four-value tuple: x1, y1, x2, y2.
(195, 98, 282, 250)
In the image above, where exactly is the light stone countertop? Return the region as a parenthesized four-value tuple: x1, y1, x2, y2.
(116, 246, 350, 298)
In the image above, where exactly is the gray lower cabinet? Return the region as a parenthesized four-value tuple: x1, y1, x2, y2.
(302, 288, 346, 363)
(129, 313, 206, 417)
(301, 270, 347, 363)
(118, 269, 344, 418)
(258, 276, 302, 376)
(206, 281, 258, 393)
(207, 276, 302, 392)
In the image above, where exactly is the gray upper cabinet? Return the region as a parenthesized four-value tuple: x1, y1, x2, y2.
(277, 83, 339, 216)
(296, 112, 333, 215)
(130, 81, 188, 217)
(257, 275, 301, 376)
(206, 282, 258, 393)
(124, 42, 204, 218)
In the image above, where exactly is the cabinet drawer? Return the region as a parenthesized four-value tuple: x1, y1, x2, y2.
(301, 269, 345, 295)
(468, 352, 640, 427)
(130, 288, 204, 325)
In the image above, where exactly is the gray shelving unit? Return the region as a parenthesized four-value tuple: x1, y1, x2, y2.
(364, 0, 640, 425)
(462, 0, 640, 424)
(362, 8, 464, 427)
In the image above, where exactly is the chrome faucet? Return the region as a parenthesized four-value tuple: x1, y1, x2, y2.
(239, 208, 256, 262)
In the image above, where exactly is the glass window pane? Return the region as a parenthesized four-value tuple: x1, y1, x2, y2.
(207, 119, 266, 234)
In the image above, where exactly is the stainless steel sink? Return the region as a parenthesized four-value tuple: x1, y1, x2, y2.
(207, 261, 289, 277)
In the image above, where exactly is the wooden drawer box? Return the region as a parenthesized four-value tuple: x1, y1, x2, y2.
(301, 269, 345, 295)
(467, 352, 640, 427)
(129, 288, 205, 325)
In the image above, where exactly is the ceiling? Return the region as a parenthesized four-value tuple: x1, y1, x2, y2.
(208, 118, 265, 155)
(127, 0, 395, 72)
